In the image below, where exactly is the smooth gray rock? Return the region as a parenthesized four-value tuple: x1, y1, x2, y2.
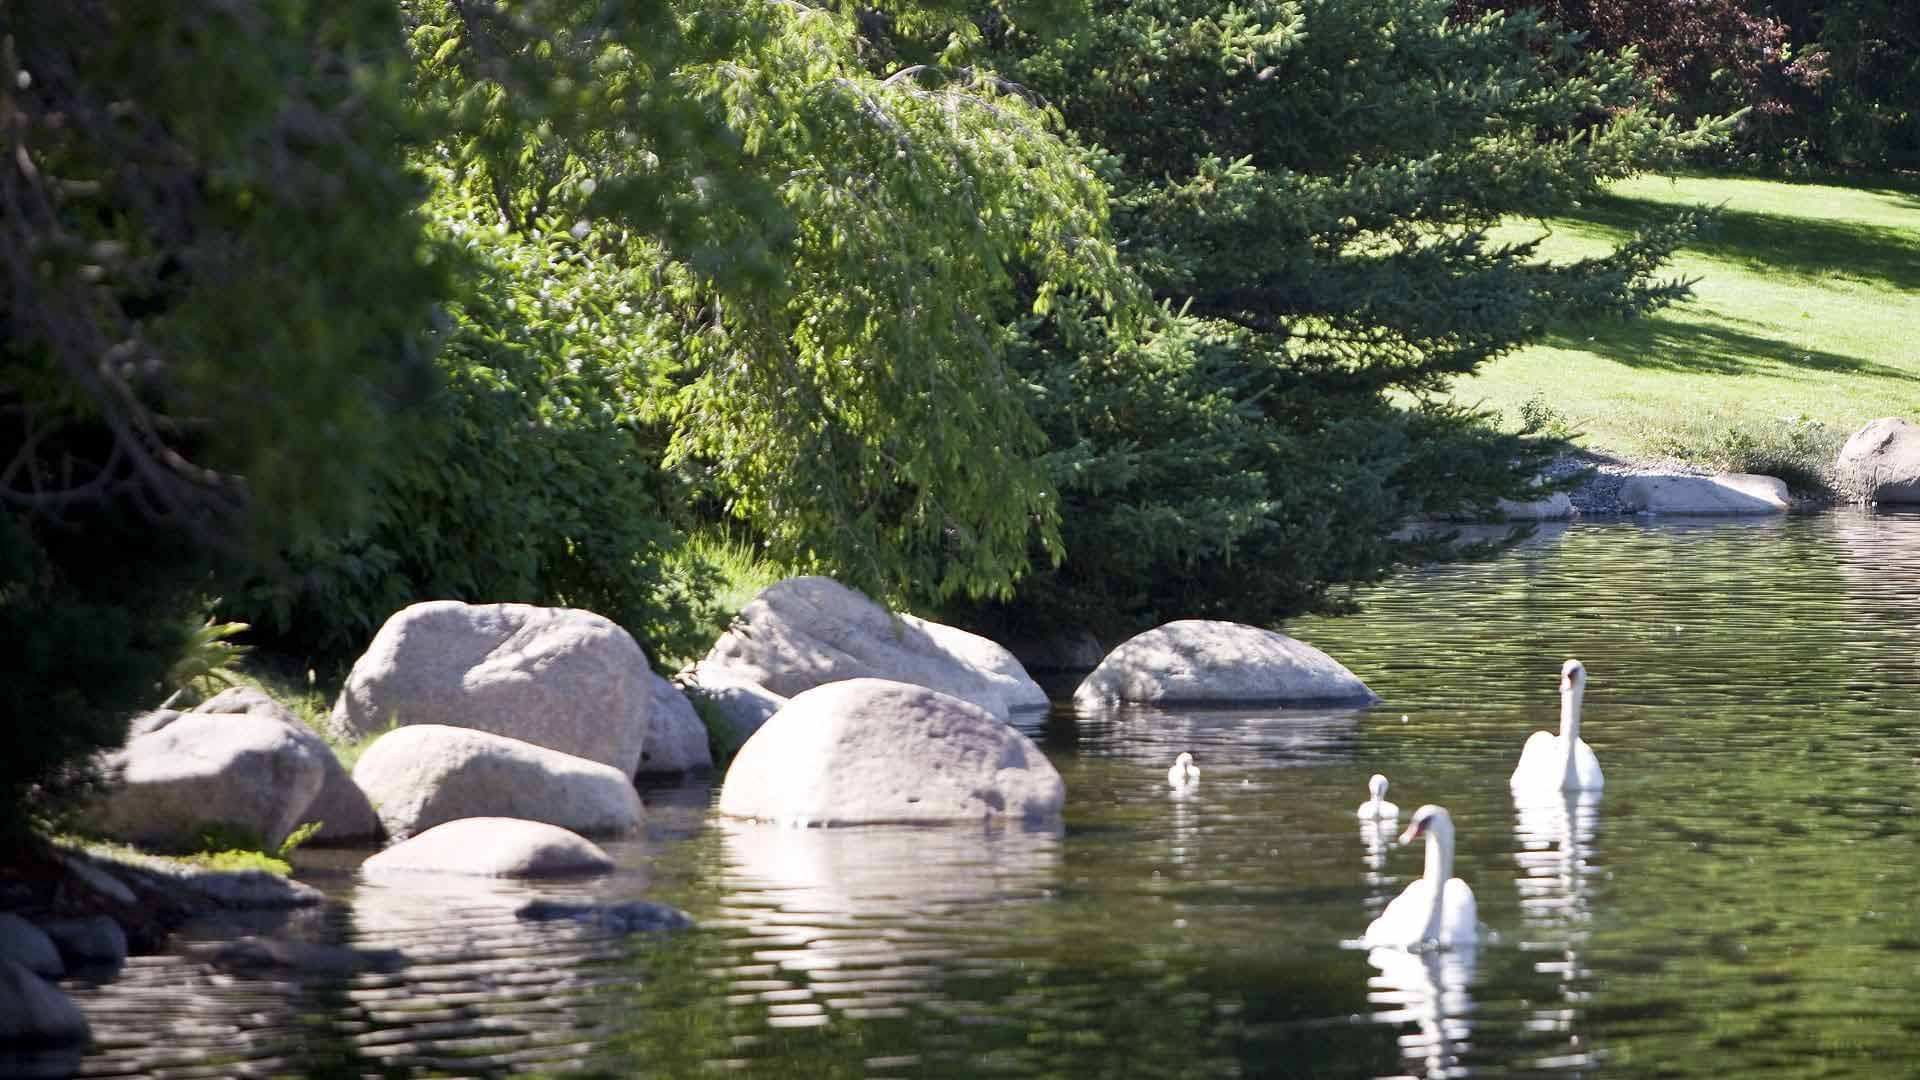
(53, 855, 135, 907)
(1835, 417, 1920, 503)
(0, 960, 88, 1046)
(516, 899, 695, 934)
(0, 915, 61, 978)
(688, 576, 1047, 719)
(718, 678, 1065, 826)
(1073, 620, 1378, 708)
(38, 917, 125, 971)
(352, 724, 642, 841)
(361, 817, 615, 878)
(190, 935, 404, 975)
(636, 675, 712, 776)
(680, 677, 786, 751)
(88, 713, 326, 850)
(331, 601, 651, 775)
(192, 688, 381, 843)
(1496, 492, 1575, 520)
(126, 709, 181, 739)
(1617, 472, 1788, 514)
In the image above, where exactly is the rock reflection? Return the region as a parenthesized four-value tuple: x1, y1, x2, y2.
(1367, 945, 1476, 1080)
(1072, 704, 1367, 773)
(715, 821, 1060, 1024)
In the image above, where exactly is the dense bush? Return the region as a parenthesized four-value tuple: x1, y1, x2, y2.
(234, 201, 720, 668)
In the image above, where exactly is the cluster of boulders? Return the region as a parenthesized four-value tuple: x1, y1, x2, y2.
(12, 566, 1386, 1051)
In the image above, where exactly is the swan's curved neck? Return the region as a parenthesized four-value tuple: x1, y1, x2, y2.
(1559, 685, 1584, 788)
(1422, 825, 1453, 940)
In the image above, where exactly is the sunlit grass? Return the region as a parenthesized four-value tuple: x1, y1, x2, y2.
(1460, 173, 1920, 479)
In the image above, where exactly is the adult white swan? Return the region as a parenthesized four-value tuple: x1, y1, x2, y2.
(1167, 752, 1200, 788)
(1510, 658, 1604, 793)
(1364, 805, 1478, 948)
(1356, 773, 1399, 820)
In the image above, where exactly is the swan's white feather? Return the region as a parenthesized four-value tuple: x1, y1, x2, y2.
(1509, 731, 1604, 791)
(1365, 877, 1477, 947)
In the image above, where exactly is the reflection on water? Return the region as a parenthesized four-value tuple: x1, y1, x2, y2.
(53, 511, 1920, 1076)
(1368, 946, 1477, 1080)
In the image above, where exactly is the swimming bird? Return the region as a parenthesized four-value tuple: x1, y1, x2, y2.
(1357, 773, 1400, 820)
(1510, 658, 1604, 793)
(1364, 805, 1478, 948)
(1167, 751, 1200, 788)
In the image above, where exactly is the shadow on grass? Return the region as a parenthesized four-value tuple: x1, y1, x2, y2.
(1554, 193, 1920, 293)
(1545, 312, 1920, 382)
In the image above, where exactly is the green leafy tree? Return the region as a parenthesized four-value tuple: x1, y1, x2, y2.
(395, 0, 1131, 608)
(0, 1, 439, 840)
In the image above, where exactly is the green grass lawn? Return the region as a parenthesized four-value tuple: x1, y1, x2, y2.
(1459, 173, 1920, 479)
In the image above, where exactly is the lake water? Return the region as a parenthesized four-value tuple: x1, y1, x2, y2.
(56, 509, 1920, 1078)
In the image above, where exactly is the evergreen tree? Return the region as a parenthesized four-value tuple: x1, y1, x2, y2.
(939, 0, 1725, 636)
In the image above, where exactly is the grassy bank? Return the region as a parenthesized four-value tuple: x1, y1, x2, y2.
(1463, 173, 1920, 483)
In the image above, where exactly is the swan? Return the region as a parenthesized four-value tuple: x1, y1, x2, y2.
(1167, 751, 1200, 788)
(1510, 658, 1604, 793)
(1357, 773, 1400, 820)
(1364, 805, 1478, 948)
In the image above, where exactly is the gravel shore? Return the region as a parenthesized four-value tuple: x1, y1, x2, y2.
(1546, 450, 1837, 516)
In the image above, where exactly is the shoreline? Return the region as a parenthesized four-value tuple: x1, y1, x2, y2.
(1545, 448, 1841, 517)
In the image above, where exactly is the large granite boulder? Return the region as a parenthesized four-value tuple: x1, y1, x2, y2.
(361, 818, 614, 878)
(687, 576, 1046, 719)
(679, 676, 786, 752)
(1835, 417, 1920, 503)
(1073, 620, 1378, 708)
(636, 675, 712, 776)
(88, 713, 326, 850)
(1617, 472, 1788, 514)
(330, 601, 650, 775)
(352, 724, 642, 841)
(192, 688, 381, 843)
(718, 678, 1065, 827)
(0, 959, 88, 1046)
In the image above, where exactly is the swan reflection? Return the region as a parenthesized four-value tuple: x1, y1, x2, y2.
(1513, 789, 1604, 1068)
(1367, 945, 1476, 1080)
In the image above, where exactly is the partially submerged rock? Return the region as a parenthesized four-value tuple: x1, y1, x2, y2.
(516, 898, 694, 934)
(361, 818, 615, 878)
(38, 917, 125, 971)
(636, 674, 712, 776)
(1616, 472, 1788, 514)
(352, 724, 642, 841)
(87, 713, 327, 850)
(0, 959, 88, 1046)
(718, 678, 1065, 827)
(331, 601, 652, 775)
(190, 935, 404, 975)
(0, 915, 61, 978)
(1073, 620, 1378, 708)
(687, 576, 1047, 720)
(1835, 417, 1920, 503)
